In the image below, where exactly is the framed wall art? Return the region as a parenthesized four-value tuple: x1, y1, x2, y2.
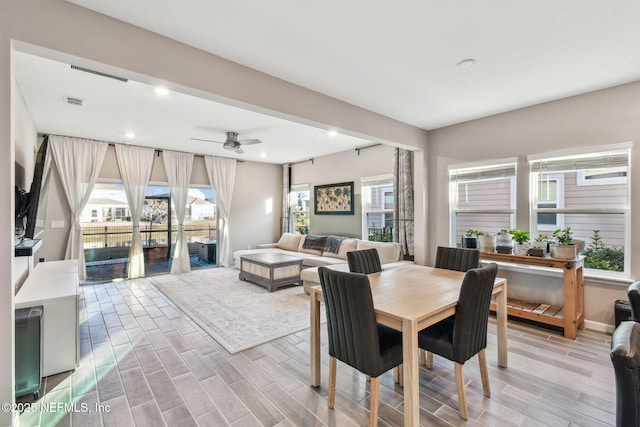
(314, 181, 354, 215)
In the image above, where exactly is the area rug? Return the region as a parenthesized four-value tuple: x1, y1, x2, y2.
(145, 267, 324, 353)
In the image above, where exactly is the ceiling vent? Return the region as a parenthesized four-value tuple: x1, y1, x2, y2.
(69, 65, 128, 83)
(64, 96, 84, 107)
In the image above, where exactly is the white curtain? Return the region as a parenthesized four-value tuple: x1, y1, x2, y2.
(162, 150, 194, 274)
(115, 144, 155, 279)
(281, 163, 291, 234)
(204, 156, 237, 267)
(50, 135, 108, 281)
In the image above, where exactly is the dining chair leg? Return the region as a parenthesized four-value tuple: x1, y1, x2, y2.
(369, 376, 380, 427)
(328, 356, 337, 409)
(454, 362, 469, 420)
(478, 349, 491, 397)
(426, 351, 433, 369)
(420, 349, 426, 365)
(366, 375, 371, 382)
(392, 366, 404, 387)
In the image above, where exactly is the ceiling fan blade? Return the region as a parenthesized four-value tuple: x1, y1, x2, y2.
(190, 137, 224, 144)
(235, 146, 244, 154)
(239, 138, 262, 145)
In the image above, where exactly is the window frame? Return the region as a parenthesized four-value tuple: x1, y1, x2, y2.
(528, 143, 631, 277)
(289, 183, 310, 234)
(361, 174, 394, 241)
(448, 158, 517, 246)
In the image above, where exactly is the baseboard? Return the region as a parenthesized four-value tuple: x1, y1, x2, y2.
(584, 319, 614, 335)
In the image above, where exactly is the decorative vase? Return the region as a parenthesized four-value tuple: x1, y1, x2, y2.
(550, 244, 577, 259)
(513, 243, 530, 255)
(461, 236, 477, 249)
(478, 235, 496, 253)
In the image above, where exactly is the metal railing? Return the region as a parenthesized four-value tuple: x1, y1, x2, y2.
(368, 227, 393, 242)
(82, 223, 216, 249)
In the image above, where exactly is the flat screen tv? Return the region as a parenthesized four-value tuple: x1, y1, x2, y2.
(24, 137, 49, 239)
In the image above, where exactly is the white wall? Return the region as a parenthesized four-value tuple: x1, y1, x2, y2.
(292, 144, 396, 237)
(427, 80, 640, 327)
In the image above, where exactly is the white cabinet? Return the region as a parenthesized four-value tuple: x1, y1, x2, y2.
(15, 260, 79, 377)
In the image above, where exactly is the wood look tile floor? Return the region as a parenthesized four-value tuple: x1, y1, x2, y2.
(17, 278, 617, 427)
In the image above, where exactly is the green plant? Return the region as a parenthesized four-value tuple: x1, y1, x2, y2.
(583, 230, 624, 272)
(534, 234, 547, 242)
(553, 227, 574, 245)
(508, 228, 530, 244)
(465, 229, 484, 237)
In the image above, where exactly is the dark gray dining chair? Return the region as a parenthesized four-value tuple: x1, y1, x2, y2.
(347, 248, 382, 274)
(422, 246, 482, 367)
(418, 263, 498, 420)
(318, 267, 403, 427)
(628, 282, 640, 321)
(610, 321, 640, 427)
(435, 246, 480, 272)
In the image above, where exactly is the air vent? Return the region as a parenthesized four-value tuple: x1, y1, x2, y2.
(64, 96, 84, 107)
(69, 65, 128, 83)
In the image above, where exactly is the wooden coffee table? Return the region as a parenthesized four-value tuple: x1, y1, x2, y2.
(239, 253, 304, 292)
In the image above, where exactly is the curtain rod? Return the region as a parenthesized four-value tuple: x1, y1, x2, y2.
(43, 134, 243, 162)
(287, 158, 314, 166)
(355, 143, 382, 155)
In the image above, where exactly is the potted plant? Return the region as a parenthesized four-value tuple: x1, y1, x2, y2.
(461, 229, 482, 249)
(508, 228, 530, 255)
(495, 229, 513, 253)
(477, 232, 497, 253)
(550, 227, 577, 259)
(531, 234, 549, 252)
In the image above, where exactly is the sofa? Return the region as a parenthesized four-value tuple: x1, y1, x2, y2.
(232, 233, 413, 293)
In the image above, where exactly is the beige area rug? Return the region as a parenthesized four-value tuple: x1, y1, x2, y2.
(145, 267, 324, 354)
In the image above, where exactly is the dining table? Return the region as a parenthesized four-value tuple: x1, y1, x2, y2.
(309, 263, 508, 427)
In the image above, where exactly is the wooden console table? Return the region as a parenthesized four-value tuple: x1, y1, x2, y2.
(479, 252, 584, 339)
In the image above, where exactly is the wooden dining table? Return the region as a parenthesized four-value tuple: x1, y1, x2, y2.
(309, 264, 508, 427)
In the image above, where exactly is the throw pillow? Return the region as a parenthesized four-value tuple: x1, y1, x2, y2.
(276, 233, 302, 251)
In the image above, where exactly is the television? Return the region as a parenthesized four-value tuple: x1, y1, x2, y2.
(24, 137, 49, 239)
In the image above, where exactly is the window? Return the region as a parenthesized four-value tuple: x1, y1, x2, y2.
(449, 159, 517, 246)
(362, 175, 393, 242)
(536, 174, 563, 230)
(529, 144, 630, 275)
(289, 184, 310, 234)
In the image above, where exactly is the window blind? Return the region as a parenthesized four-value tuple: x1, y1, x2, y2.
(529, 149, 629, 174)
(449, 162, 516, 183)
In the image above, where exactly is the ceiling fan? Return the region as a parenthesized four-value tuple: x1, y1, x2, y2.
(191, 131, 262, 154)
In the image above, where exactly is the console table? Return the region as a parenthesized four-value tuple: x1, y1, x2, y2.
(479, 252, 584, 339)
(15, 260, 79, 376)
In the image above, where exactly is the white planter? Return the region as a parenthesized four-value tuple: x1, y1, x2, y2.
(478, 235, 496, 253)
(513, 243, 530, 255)
(550, 244, 576, 259)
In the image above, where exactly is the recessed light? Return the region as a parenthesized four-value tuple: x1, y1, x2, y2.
(154, 87, 169, 96)
(125, 132, 135, 138)
(457, 58, 476, 69)
(328, 130, 338, 137)
(260, 153, 267, 158)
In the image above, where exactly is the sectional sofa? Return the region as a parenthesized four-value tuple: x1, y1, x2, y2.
(232, 233, 413, 293)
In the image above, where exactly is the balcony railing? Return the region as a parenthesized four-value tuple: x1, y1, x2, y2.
(82, 222, 216, 249)
(368, 227, 393, 242)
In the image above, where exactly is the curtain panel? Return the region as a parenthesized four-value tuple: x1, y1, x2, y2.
(204, 156, 237, 267)
(393, 148, 415, 257)
(163, 150, 194, 274)
(49, 135, 109, 281)
(281, 163, 291, 235)
(115, 144, 155, 279)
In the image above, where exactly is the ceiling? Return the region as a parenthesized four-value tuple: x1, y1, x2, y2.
(16, 1, 640, 164)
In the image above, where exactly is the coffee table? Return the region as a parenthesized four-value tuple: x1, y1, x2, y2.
(239, 252, 304, 292)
